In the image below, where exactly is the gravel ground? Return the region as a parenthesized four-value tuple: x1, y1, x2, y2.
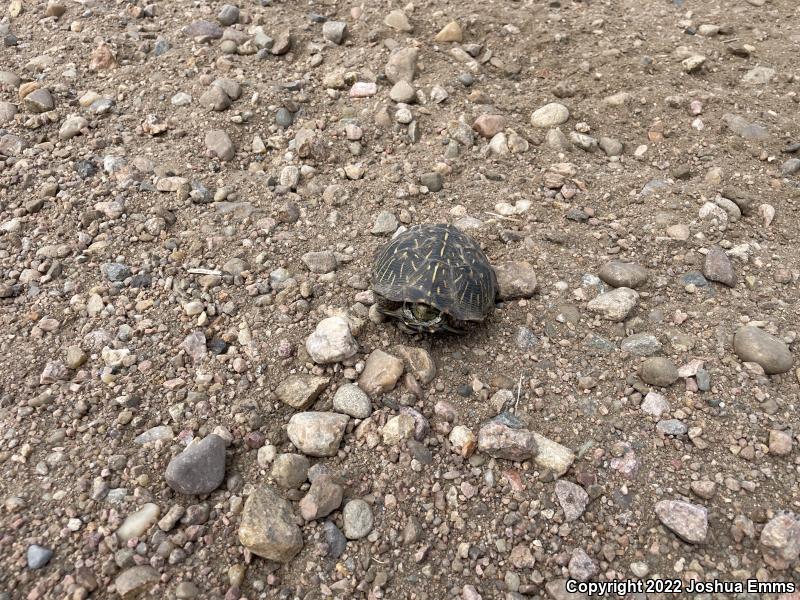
(1, 0, 800, 598)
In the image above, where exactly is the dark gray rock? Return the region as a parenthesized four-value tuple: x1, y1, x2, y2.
(679, 271, 709, 287)
(153, 37, 170, 56)
(165, 434, 226, 496)
(182, 20, 223, 42)
(323, 521, 347, 558)
(275, 107, 294, 127)
(780, 158, 800, 177)
(696, 368, 710, 391)
(217, 4, 239, 25)
(102, 262, 131, 282)
(515, 326, 538, 350)
(419, 172, 443, 192)
(407, 439, 433, 464)
(621, 333, 662, 356)
(584, 333, 615, 354)
(703, 246, 736, 287)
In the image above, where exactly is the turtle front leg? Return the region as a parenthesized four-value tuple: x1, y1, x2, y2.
(375, 298, 404, 320)
(396, 321, 420, 335)
(442, 322, 466, 335)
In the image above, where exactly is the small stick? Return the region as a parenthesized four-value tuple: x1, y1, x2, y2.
(485, 212, 522, 222)
(187, 268, 223, 276)
(721, 38, 741, 43)
(514, 375, 522, 413)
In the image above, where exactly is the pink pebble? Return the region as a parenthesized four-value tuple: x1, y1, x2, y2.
(349, 82, 377, 98)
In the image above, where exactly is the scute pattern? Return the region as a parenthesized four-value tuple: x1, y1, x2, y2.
(371, 224, 497, 321)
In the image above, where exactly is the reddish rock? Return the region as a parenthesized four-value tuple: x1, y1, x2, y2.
(472, 114, 506, 138)
(90, 43, 117, 70)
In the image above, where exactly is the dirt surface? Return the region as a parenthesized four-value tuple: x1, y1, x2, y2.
(1, 0, 800, 598)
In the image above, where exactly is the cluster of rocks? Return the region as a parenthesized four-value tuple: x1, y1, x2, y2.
(199, 78, 242, 112)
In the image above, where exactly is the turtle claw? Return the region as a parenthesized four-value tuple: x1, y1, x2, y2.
(442, 323, 466, 335)
(397, 322, 423, 335)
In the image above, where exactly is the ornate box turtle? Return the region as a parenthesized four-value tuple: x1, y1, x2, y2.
(371, 224, 497, 333)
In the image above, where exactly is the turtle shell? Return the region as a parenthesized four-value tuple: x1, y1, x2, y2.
(371, 224, 497, 322)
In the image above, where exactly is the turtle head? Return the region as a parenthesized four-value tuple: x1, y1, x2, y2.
(397, 303, 464, 334)
(376, 300, 465, 334)
(410, 303, 440, 322)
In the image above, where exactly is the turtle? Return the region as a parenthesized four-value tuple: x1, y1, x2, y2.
(371, 223, 497, 334)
